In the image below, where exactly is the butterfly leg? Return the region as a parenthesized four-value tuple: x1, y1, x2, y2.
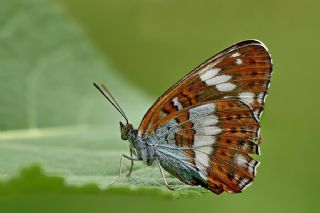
(155, 157, 174, 191)
(126, 149, 134, 177)
(111, 154, 141, 185)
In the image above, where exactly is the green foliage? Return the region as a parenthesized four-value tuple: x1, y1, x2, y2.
(0, 126, 206, 196)
(0, 165, 169, 196)
(0, 0, 204, 197)
(0, 0, 149, 130)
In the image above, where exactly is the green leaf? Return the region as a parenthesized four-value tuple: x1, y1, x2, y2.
(0, 0, 206, 196)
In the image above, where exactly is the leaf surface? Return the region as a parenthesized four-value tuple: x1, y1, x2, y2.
(0, 0, 205, 196)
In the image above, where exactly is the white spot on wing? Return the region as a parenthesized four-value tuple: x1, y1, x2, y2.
(206, 75, 232, 86)
(234, 174, 240, 180)
(249, 160, 256, 167)
(239, 92, 255, 105)
(172, 97, 183, 110)
(216, 83, 236, 91)
(193, 115, 218, 127)
(235, 154, 247, 167)
(193, 135, 216, 147)
(235, 58, 243, 65)
(239, 178, 250, 188)
(194, 146, 213, 180)
(231, 52, 241, 57)
(202, 70, 236, 92)
(200, 68, 221, 81)
(189, 103, 215, 120)
(257, 92, 264, 104)
(195, 126, 221, 136)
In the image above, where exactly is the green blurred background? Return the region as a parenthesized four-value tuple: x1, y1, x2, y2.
(1, 0, 319, 212)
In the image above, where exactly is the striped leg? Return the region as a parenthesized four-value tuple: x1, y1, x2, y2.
(126, 149, 134, 177)
(111, 154, 141, 185)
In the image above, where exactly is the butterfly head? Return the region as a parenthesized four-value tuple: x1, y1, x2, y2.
(119, 121, 133, 141)
(94, 82, 132, 140)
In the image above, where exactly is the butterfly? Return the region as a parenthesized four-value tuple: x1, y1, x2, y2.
(94, 39, 272, 194)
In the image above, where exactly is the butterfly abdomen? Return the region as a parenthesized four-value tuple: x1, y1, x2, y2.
(154, 145, 202, 185)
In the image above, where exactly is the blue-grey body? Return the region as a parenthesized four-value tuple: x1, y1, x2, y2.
(125, 122, 203, 186)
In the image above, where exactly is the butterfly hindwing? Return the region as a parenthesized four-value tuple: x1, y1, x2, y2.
(149, 100, 260, 193)
(138, 40, 272, 194)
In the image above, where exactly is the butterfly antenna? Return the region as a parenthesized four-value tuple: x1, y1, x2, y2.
(99, 83, 127, 119)
(93, 82, 129, 124)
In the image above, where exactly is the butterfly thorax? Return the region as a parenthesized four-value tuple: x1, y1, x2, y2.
(120, 122, 155, 164)
(128, 131, 156, 165)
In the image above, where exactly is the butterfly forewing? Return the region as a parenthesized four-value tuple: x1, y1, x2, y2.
(138, 40, 272, 194)
(139, 40, 271, 138)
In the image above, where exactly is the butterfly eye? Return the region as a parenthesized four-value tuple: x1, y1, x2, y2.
(121, 134, 128, 140)
(119, 122, 128, 140)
